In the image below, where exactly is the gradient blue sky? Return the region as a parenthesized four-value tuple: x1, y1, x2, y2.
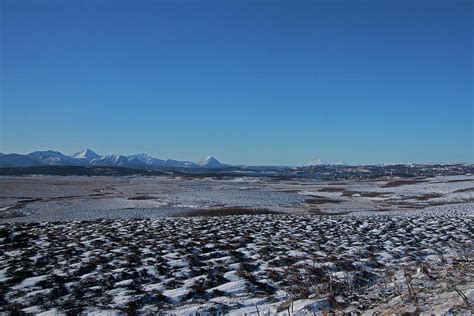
(1, 0, 472, 165)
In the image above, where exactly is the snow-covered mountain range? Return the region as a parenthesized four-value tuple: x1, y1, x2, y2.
(305, 158, 347, 166)
(0, 149, 226, 169)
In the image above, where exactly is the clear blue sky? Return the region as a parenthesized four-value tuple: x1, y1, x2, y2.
(1, 0, 472, 165)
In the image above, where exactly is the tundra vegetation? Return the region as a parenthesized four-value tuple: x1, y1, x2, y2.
(0, 204, 472, 314)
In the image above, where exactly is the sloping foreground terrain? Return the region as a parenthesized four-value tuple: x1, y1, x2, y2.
(0, 204, 472, 314)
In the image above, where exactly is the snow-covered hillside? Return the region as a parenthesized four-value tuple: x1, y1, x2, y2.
(197, 156, 225, 168)
(27, 150, 85, 166)
(71, 149, 101, 161)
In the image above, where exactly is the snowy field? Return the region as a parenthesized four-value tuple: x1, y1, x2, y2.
(0, 175, 472, 314)
(0, 204, 473, 314)
(0, 175, 472, 221)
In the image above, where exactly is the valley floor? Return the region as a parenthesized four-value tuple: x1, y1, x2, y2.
(0, 174, 473, 222)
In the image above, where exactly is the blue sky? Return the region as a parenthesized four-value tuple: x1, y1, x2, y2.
(1, 0, 472, 165)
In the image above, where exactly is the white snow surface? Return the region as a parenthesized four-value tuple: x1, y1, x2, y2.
(0, 203, 472, 314)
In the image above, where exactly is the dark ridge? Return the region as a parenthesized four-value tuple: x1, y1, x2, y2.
(179, 207, 280, 217)
(453, 187, 474, 193)
(0, 166, 168, 176)
(305, 197, 342, 205)
(382, 178, 428, 188)
(0, 164, 472, 180)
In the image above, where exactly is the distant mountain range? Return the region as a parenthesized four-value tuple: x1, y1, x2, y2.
(0, 150, 227, 169)
(304, 158, 347, 166)
(1, 151, 468, 170)
(0, 150, 471, 179)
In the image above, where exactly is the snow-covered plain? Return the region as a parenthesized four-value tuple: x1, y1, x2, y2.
(0, 175, 472, 314)
(0, 175, 472, 222)
(0, 204, 472, 314)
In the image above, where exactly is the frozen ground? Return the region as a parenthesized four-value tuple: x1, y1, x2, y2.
(0, 175, 472, 314)
(0, 204, 472, 314)
(0, 175, 472, 221)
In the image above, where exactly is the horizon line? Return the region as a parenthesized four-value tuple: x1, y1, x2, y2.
(0, 148, 472, 167)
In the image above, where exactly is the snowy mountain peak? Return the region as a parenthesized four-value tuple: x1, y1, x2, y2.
(305, 159, 329, 166)
(90, 154, 129, 166)
(72, 149, 100, 160)
(197, 156, 224, 168)
(128, 153, 154, 163)
(305, 159, 346, 166)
